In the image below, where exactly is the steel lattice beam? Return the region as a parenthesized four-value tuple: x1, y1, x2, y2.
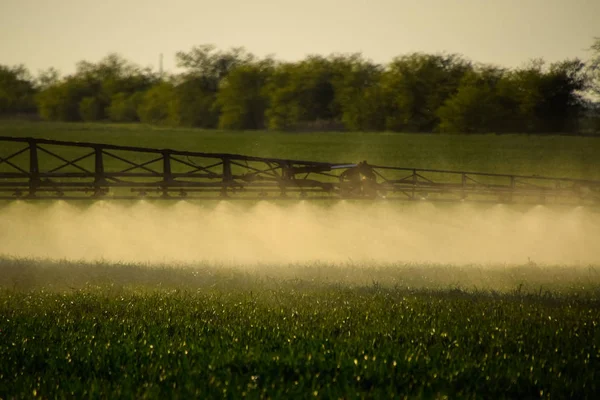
(0, 136, 598, 205)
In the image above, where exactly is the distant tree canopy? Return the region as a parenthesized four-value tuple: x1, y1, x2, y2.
(2, 40, 599, 133)
(588, 37, 600, 98)
(0, 65, 37, 116)
(35, 53, 157, 122)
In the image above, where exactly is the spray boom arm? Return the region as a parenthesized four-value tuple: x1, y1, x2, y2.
(0, 136, 598, 204)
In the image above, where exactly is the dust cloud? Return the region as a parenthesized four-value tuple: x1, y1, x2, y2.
(0, 200, 599, 266)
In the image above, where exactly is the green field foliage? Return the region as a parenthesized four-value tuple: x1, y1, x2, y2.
(2, 120, 600, 181)
(1, 259, 599, 398)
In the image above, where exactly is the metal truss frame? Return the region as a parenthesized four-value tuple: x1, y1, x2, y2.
(1, 136, 598, 205)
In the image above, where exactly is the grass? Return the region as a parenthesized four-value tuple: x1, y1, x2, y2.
(1, 120, 600, 180)
(1, 259, 599, 398)
(2, 257, 600, 294)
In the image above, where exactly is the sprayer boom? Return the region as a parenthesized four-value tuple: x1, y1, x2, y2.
(0, 136, 598, 205)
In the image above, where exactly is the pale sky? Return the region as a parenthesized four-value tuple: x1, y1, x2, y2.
(1, 0, 598, 76)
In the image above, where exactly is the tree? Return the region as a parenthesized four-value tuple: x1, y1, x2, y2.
(74, 53, 156, 119)
(216, 59, 274, 130)
(499, 59, 586, 133)
(587, 37, 600, 99)
(332, 55, 388, 131)
(76, 53, 155, 98)
(137, 83, 177, 125)
(167, 77, 219, 128)
(264, 55, 346, 131)
(263, 63, 303, 130)
(582, 38, 600, 132)
(175, 45, 254, 85)
(540, 59, 587, 132)
(35, 67, 61, 90)
(36, 77, 88, 121)
(78, 97, 102, 121)
(0, 64, 37, 115)
(12, 44, 596, 133)
(437, 66, 509, 133)
(383, 53, 472, 132)
(172, 45, 256, 128)
(106, 92, 143, 122)
(36, 54, 155, 122)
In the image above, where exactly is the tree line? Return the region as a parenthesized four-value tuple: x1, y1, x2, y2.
(2, 39, 600, 133)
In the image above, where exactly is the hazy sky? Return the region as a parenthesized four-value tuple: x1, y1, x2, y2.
(1, 0, 598, 75)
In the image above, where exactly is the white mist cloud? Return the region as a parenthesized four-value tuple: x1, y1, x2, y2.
(0, 200, 598, 266)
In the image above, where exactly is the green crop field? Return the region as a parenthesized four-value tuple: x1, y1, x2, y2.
(2, 120, 600, 180)
(1, 259, 599, 399)
(1, 121, 600, 398)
